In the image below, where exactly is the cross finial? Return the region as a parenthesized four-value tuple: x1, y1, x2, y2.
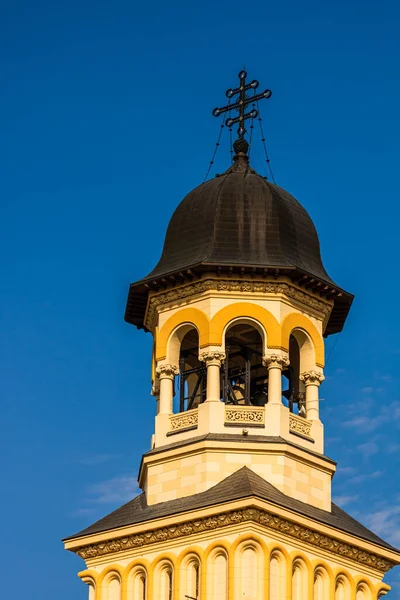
(212, 70, 272, 143)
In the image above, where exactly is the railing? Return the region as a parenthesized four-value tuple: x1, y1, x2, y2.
(224, 405, 265, 426)
(169, 408, 198, 433)
(289, 413, 312, 439)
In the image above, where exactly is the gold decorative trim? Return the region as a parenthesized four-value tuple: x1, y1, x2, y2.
(145, 279, 332, 332)
(225, 406, 265, 426)
(74, 507, 394, 572)
(289, 414, 313, 438)
(170, 409, 198, 431)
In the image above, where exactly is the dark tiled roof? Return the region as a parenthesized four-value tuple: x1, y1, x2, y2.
(66, 467, 397, 553)
(125, 156, 353, 334)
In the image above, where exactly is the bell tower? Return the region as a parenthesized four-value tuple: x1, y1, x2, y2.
(137, 189, 335, 509)
(64, 71, 400, 600)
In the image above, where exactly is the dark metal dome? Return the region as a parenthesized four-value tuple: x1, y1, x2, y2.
(125, 152, 353, 335)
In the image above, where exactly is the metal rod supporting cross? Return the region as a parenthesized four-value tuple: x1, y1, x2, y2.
(212, 70, 272, 139)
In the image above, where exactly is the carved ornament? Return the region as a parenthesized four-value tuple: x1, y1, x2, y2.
(156, 364, 179, 380)
(289, 413, 312, 438)
(225, 406, 265, 425)
(300, 371, 325, 386)
(262, 353, 290, 370)
(170, 409, 198, 431)
(74, 506, 394, 572)
(199, 351, 226, 366)
(145, 279, 332, 332)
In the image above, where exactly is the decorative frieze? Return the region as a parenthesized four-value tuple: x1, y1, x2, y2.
(262, 353, 290, 370)
(170, 409, 198, 431)
(145, 279, 332, 332)
(300, 370, 325, 386)
(225, 406, 265, 426)
(289, 413, 312, 438)
(74, 506, 394, 572)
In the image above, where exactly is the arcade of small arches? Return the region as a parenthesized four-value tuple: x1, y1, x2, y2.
(81, 538, 387, 600)
(154, 304, 325, 422)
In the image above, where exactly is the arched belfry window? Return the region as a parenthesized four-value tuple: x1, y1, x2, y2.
(283, 334, 306, 416)
(177, 329, 206, 412)
(223, 323, 268, 405)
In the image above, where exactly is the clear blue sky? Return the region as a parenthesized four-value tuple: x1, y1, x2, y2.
(1, 0, 400, 597)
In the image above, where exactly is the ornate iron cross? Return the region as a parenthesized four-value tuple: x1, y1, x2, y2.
(212, 70, 272, 139)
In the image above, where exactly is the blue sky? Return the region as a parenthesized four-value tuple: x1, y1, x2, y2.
(1, 0, 400, 597)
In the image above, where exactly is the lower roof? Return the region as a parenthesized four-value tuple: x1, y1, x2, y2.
(66, 466, 397, 554)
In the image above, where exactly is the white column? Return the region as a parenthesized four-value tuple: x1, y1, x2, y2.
(263, 353, 290, 405)
(300, 370, 324, 420)
(199, 351, 226, 402)
(156, 364, 178, 414)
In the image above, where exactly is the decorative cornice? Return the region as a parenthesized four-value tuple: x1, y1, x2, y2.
(262, 353, 290, 370)
(300, 370, 325, 386)
(145, 279, 332, 332)
(74, 506, 394, 572)
(199, 351, 226, 366)
(156, 364, 179, 380)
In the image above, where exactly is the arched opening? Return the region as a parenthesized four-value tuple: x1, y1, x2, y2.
(240, 545, 259, 600)
(107, 576, 121, 600)
(183, 556, 200, 600)
(158, 563, 173, 600)
(282, 334, 306, 416)
(88, 583, 95, 600)
(208, 550, 228, 600)
(177, 329, 205, 412)
(223, 323, 268, 405)
(291, 560, 307, 600)
(356, 583, 371, 600)
(335, 576, 350, 600)
(269, 551, 286, 600)
(127, 568, 147, 600)
(314, 568, 329, 600)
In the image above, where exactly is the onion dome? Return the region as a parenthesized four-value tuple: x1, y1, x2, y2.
(125, 140, 353, 335)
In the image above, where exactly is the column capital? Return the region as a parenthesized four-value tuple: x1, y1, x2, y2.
(156, 364, 179, 380)
(262, 352, 290, 370)
(300, 370, 325, 386)
(199, 351, 226, 367)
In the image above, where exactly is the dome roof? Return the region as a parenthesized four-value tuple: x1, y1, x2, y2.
(125, 150, 353, 335)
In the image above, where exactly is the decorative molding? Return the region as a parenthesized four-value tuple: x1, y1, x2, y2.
(170, 409, 198, 431)
(145, 279, 332, 332)
(74, 506, 394, 572)
(156, 364, 179, 380)
(300, 371, 325, 386)
(289, 413, 312, 438)
(199, 351, 226, 366)
(262, 353, 290, 370)
(225, 406, 265, 426)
